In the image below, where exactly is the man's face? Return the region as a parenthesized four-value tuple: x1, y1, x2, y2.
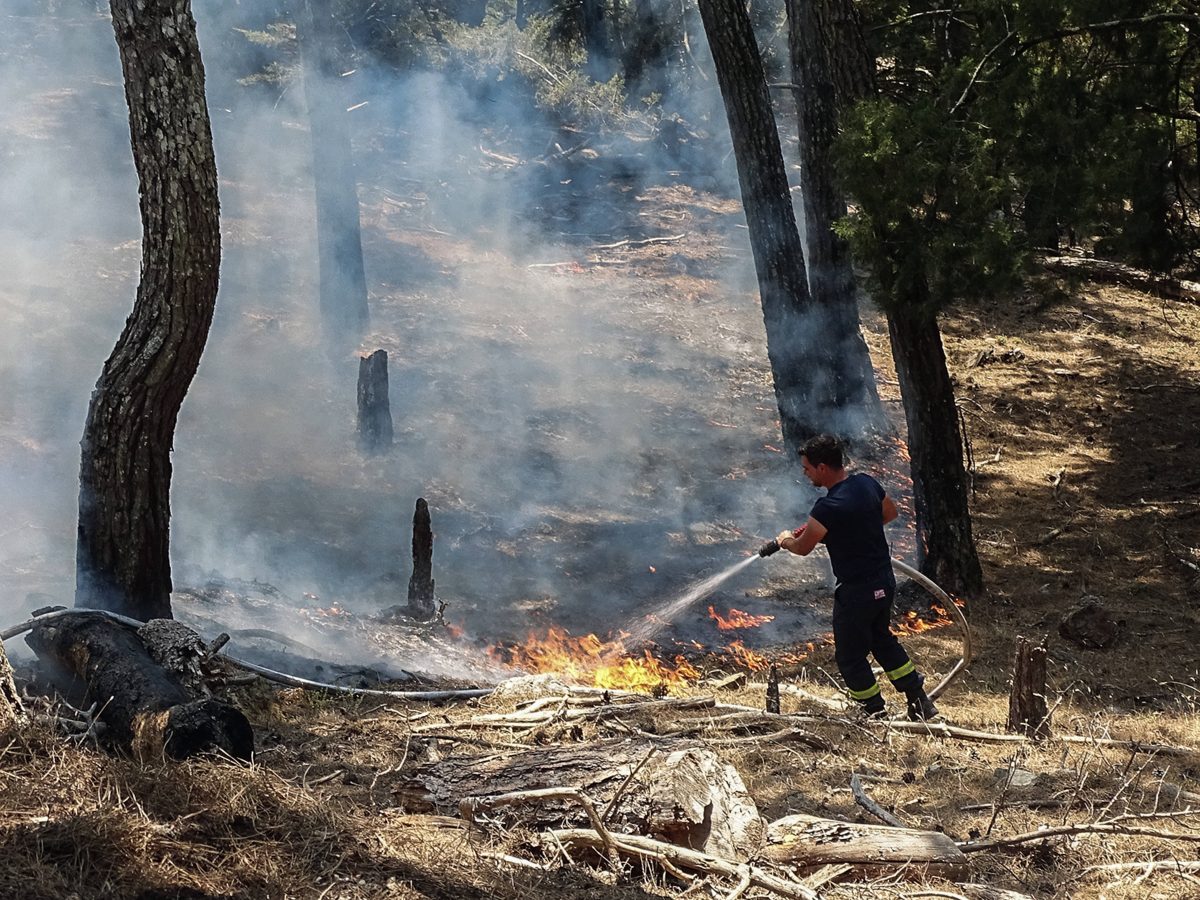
(801, 455, 824, 487)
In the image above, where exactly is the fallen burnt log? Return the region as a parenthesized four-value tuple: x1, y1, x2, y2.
(397, 738, 764, 860)
(762, 813, 967, 878)
(25, 612, 252, 760)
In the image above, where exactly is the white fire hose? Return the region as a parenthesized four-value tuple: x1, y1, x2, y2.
(891, 558, 972, 701)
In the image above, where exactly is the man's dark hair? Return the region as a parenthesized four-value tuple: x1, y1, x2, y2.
(800, 434, 844, 469)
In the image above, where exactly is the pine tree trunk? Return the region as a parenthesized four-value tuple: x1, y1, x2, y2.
(697, 0, 879, 452)
(887, 299, 984, 601)
(76, 0, 221, 620)
(787, 0, 889, 442)
(582, 0, 613, 82)
(298, 0, 370, 347)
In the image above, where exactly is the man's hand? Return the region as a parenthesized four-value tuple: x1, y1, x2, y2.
(778, 518, 827, 556)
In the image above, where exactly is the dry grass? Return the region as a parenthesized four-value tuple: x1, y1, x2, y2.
(3, 272, 1199, 898)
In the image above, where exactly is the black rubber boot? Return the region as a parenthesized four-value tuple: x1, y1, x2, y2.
(905, 689, 939, 721)
(862, 694, 887, 719)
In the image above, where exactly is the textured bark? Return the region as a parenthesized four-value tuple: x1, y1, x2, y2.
(298, 0, 369, 347)
(76, 0, 221, 620)
(787, 0, 889, 441)
(1007, 635, 1050, 740)
(397, 739, 765, 861)
(26, 613, 252, 760)
(887, 301, 984, 600)
(763, 813, 967, 876)
(0, 641, 20, 728)
(407, 497, 435, 619)
(697, 0, 876, 453)
(582, 0, 614, 82)
(356, 349, 394, 453)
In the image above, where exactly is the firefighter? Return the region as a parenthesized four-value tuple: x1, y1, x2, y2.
(769, 434, 939, 720)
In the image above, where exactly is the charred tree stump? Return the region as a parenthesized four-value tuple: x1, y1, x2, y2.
(357, 349, 394, 453)
(396, 739, 765, 861)
(766, 662, 780, 714)
(25, 613, 252, 760)
(1007, 635, 1051, 740)
(407, 497, 435, 619)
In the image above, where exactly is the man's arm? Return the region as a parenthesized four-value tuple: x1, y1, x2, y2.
(882, 495, 898, 525)
(776, 517, 827, 556)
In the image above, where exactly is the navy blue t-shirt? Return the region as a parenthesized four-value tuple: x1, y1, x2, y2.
(809, 473, 892, 587)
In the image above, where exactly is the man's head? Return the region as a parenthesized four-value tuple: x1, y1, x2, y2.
(800, 434, 845, 488)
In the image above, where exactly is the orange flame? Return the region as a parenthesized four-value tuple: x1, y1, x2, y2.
(490, 626, 700, 694)
(890, 602, 957, 635)
(708, 606, 775, 631)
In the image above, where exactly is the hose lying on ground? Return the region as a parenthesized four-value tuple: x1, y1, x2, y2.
(891, 558, 973, 701)
(0, 608, 495, 703)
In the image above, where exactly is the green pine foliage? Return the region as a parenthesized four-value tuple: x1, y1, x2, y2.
(835, 0, 1200, 315)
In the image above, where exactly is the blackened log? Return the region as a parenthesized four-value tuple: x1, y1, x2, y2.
(1007, 636, 1050, 740)
(25, 613, 252, 760)
(357, 349, 394, 453)
(407, 497, 435, 619)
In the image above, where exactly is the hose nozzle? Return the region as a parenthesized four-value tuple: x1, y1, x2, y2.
(758, 538, 781, 558)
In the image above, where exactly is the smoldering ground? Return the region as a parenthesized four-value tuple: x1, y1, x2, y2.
(0, 2, 893, 677)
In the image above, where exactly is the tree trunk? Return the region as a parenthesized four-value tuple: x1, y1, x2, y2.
(887, 299, 984, 600)
(582, 0, 613, 82)
(397, 739, 765, 861)
(356, 349, 394, 453)
(698, 0, 880, 454)
(76, 0, 221, 620)
(1007, 635, 1050, 740)
(787, 0, 889, 443)
(763, 813, 966, 877)
(0, 641, 21, 729)
(407, 497, 435, 619)
(26, 613, 252, 760)
(298, 0, 370, 348)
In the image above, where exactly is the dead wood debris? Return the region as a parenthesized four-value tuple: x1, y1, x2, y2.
(850, 772, 906, 828)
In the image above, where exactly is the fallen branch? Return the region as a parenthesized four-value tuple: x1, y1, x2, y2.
(959, 821, 1200, 854)
(547, 828, 818, 899)
(851, 772, 906, 827)
(708, 702, 1199, 755)
(708, 727, 833, 751)
(462, 787, 622, 871)
(1084, 858, 1200, 876)
(592, 233, 687, 250)
(1039, 254, 1200, 303)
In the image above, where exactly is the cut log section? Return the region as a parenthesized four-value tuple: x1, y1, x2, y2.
(762, 813, 967, 878)
(396, 738, 765, 861)
(25, 612, 252, 760)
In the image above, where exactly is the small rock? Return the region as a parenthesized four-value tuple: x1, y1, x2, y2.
(1058, 597, 1120, 649)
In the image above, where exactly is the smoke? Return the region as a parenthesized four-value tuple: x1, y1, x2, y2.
(0, 2, 843, 676)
